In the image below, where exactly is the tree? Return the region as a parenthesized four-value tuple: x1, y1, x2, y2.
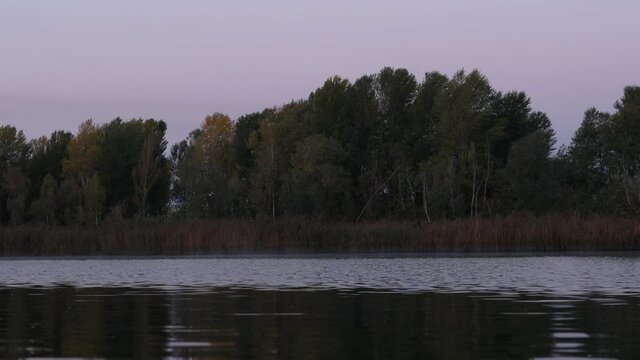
(249, 102, 308, 218)
(133, 126, 169, 218)
(373, 67, 418, 217)
(307, 76, 352, 139)
(169, 137, 192, 214)
(429, 70, 503, 217)
(231, 110, 273, 217)
(3, 167, 30, 225)
(57, 178, 81, 224)
(0, 126, 30, 224)
(63, 120, 101, 188)
(249, 114, 282, 219)
(342, 75, 378, 217)
(492, 91, 532, 162)
(567, 108, 610, 212)
(285, 135, 350, 217)
(12, 66, 636, 222)
(172, 114, 235, 217)
(412, 72, 449, 220)
(505, 131, 555, 213)
(233, 110, 271, 180)
(27, 131, 72, 183)
(25, 131, 72, 217)
(31, 173, 58, 225)
(82, 173, 105, 225)
(411, 71, 449, 162)
(0, 126, 29, 172)
(193, 113, 234, 177)
(98, 118, 170, 217)
(604, 86, 640, 212)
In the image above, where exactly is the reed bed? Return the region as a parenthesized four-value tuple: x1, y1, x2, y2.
(0, 214, 639, 256)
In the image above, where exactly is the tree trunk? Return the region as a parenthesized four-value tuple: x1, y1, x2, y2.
(483, 143, 492, 216)
(356, 167, 401, 223)
(421, 169, 431, 223)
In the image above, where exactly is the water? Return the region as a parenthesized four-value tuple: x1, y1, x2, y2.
(0, 255, 639, 359)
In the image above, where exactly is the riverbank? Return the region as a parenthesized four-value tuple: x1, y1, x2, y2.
(1, 214, 639, 256)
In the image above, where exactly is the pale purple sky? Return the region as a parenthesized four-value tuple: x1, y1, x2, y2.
(1, 0, 639, 146)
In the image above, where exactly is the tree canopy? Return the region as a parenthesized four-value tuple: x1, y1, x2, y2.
(1, 68, 638, 225)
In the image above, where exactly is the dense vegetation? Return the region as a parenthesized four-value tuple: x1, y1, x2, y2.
(1, 67, 640, 227)
(2, 215, 639, 255)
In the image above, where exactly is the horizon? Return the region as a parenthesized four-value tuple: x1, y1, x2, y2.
(1, 0, 639, 146)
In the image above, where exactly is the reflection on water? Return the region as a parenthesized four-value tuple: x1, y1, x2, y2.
(0, 256, 639, 359)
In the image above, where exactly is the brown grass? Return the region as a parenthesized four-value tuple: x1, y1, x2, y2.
(1, 214, 639, 256)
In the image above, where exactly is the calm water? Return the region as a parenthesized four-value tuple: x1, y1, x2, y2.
(1, 255, 639, 359)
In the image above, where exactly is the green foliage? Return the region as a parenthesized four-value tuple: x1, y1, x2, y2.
(566, 109, 610, 212)
(427, 70, 505, 217)
(243, 102, 309, 218)
(0, 126, 30, 223)
(63, 120, 101, 188)
(285, 135, 351, 217)
(0, 67, 639, 225)
(171, 114, 236, 218)
(338, 75, 378, 211)
(607, 87, 640, 212)
(411, 71, 449, 161)
(0, 126, 29, 172)
(307, 76, 352, 139)
(233, 110, 271, 180)
(504, 131, 555, 213)
(57, 177, 80, 224)
(31, 173, 58, 225)
(25, 131, 72, 214)
(98, 118, 170, 217)
(82, 173, 105, 225)
(2, 167, 30, 225)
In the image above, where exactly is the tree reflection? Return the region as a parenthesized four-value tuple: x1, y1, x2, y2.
(0, 287, 639, 359)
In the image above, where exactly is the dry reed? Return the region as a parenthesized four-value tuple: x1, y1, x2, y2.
(0, 214, 639, 256)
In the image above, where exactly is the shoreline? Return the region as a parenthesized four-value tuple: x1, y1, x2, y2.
(1, 214, 639, 256)
(2, 251, 640, 260)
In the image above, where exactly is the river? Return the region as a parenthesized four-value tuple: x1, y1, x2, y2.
(0, 255, 639, 359)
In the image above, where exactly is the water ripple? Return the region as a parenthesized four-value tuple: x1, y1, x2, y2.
(0, 255, 638, 296)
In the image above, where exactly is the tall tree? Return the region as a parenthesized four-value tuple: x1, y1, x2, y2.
(605, 86, 640, 211)
(342, 75, 378, 217)
(412, 72, 449, 220)
(82, 173, 106, 226)
(568, 108, 610, 212)
(307, 76, 352, 140)
(233, 110, 271, 180)
(231, 110, 273, 216)
(57, 178, 81, 224)
(63, 120, 101, 188)
(26, 131, 72, 212)
(505, 130, 556, 213)
(31, 173, 58, 225)
(133, 135, 160, 219)
(99, 118, 169, 217)
(429, 70, 503, 217)
(373, 67, 418, 217)
(172, 113, 235, 217)
(249, 102, 308, 218)
(0, 126, 29, 223)
(285, 134, 351, 217)
(3, 167, 30, 225)
(133, 124, 169, 218)
(0, 126, 29, 172)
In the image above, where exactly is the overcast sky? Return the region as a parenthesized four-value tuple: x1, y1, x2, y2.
(1, 0, 639, 146)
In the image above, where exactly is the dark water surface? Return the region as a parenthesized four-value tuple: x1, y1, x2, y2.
(0, 255, 639, 359)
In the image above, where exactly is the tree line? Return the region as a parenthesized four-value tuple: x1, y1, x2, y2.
(1, 67, 639, 226)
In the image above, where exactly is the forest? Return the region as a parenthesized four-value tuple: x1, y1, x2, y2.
(1, 67, 640, 227)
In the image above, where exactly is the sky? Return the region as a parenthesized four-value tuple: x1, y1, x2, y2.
(1, 0, 639, 147)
